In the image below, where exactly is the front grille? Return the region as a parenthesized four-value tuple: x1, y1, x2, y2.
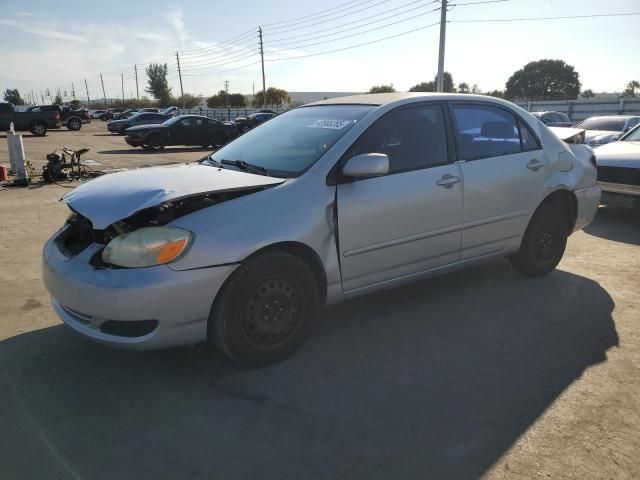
(598, 166, 640, 187)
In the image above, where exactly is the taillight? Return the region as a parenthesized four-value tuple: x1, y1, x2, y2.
(54, 112, 60, 120)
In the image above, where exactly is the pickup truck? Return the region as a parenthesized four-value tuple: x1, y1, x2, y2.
(0, 102, 61, 136)
(27, 105, 91, 131)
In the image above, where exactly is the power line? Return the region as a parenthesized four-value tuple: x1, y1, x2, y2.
(451, 0, 513, 5)
(179, 44, 258, 66)
(264, 0, 394, 34)
(263, 0, 372, 27)
(266, 21, 440, 62)
(178, 28, 256, 54)
(181, 60, 262, 77)
(267, 6, 440, 51)
(267, 0, 438, 46)
(179, 52, 260, 71)
(449, 11, 640, 23)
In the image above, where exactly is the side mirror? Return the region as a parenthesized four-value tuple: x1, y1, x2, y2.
(342, 153, 389, 178)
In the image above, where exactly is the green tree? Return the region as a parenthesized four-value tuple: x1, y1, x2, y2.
(484, 90, 505, 99)
(52, 93, 63, 105)
(252, 87, 291, 107)
(3, 88, 24, 105)
(622, 80, 640, 97)
(505, 59, 581, 101)
(228, 93, 247, 107)
(408, 72, 455, 93)
(69, 99, 83, 109)
(145, 63, 172, 106)
(581, 89, 595, 99)
(368, 84, 395, 94)
(174, 93, 201, 108)
(457, 82, 470, 93)
(206, 90, 225, 108)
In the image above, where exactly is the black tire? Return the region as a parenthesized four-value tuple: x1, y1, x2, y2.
(67, 118, 82, 131)
(510, 202, 569, 277)
(201, 142, 210, 149)
(209, 251, 320, 366)
(147, 134, 165, 151)
(141, 145, 153, 151)
(30, 122, 47, 136)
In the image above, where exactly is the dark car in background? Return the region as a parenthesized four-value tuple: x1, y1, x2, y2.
(0, 102, 61, 135)
(113, 108, 160, 120)
(531, 111, 573, 127)
(576, 115, 640, 147)
(27, 105, 91, 130)
(100, 108, 124, 121)
(124, 115, 239, 150)
(108, 112, 173, 134)
(234, 112, 276, 133)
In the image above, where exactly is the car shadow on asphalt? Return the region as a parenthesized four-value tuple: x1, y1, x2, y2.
(584, 206, 639, 245)
(0, 259, 618, 480)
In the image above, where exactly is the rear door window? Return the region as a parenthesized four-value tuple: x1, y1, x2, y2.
(451, 104, 533, 160)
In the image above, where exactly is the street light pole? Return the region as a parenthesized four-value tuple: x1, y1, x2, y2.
(436, 0, 447, 92)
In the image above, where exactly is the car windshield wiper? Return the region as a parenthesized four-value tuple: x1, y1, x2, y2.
(220, 159, 270, 176)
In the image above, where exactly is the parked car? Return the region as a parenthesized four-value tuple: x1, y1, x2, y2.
(0, 102, 61, 135)
(42, 93, 600, 366)
(27, 105, 91, 130)
(531, 111, 573, 127)
(160, 106, 179, 117)
(90, 110, 106, 119)
(108, 112, 173, 134)
(100, 108, 124, 121)
(593, 123, 640, 208)
(113, 108, 138, 120)
(234, 112, 276, 133)
(124, 115, 238, 150)
(575, 115, 640, 147)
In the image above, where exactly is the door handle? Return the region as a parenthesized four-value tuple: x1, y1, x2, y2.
(527, 159, 544, 171)
(436, 174, 461, 188)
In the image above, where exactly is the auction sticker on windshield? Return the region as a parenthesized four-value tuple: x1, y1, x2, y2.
(309, 119, 353, 129)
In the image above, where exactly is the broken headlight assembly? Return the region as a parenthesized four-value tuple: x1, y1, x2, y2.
(101, 227, 193, 268)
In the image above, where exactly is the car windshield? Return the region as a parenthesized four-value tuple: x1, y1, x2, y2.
(207, 105, 374, 177)
(622, 125, 640, 141)
(578, 118, 626, 131)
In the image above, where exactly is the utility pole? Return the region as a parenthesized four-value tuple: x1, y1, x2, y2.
(31, 90, 35, 105)
(84, 78, 91, 105)
(71, 83, 76, 100)
(121, 73, 125, 104)
(176, 51, 185, 108)
(134, 65, 140, 105)
(224, 80, 229, 106)
(436, 0, 447, 92)
(100, 73, 107, 107)
(40, 92, 45, 104)
(258, 27, 266, 109)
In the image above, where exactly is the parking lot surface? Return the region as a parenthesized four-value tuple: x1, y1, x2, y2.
(1, 123, 639, 479)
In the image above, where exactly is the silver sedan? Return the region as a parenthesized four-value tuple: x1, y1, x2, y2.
(43, 93, 600, 366)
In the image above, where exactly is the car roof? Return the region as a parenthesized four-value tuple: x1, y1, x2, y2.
(305, 92, 519, 109)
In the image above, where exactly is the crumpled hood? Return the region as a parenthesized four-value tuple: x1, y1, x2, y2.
(594, 141, 640, 168)
(63, 163, 285, 229)
(584, 130, 622, 145)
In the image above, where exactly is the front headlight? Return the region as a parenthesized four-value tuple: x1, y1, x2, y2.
(102, 227, 193, 268)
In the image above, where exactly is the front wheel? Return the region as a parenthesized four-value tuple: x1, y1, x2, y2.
(209, 251, 320, 366)
(147, 135, 165, 151)
(510, 203, 568, 277)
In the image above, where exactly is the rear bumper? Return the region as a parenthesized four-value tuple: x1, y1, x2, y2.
(598, 181, 640, 197)
(573, 185, 601, 232)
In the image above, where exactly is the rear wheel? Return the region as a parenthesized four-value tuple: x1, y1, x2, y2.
(209, 251, 320, 366)
(211, 132, 227, 149)
(147, 135, 165, 151)
(510, 202, 568, 277)
(30, 122, 47, 136)
(67, 118, 82, 131)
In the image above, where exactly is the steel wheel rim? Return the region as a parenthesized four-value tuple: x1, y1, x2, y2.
(242, 277, 302, 350)
(34, 125, 44, 135)
(533, 218, 559, 264)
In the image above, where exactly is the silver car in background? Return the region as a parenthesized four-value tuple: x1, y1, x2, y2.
(43, 93, 600, 366)
(576, 115, 640, 147)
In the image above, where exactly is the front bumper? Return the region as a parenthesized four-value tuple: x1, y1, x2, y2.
(573, 185, 601, 232)
(125, 136, 143, 147)
(42, 231, 237, 350)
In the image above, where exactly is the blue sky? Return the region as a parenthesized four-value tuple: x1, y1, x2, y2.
(0, 0, 638, 101)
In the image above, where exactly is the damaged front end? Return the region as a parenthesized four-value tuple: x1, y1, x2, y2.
(56, 186, 272, 268)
